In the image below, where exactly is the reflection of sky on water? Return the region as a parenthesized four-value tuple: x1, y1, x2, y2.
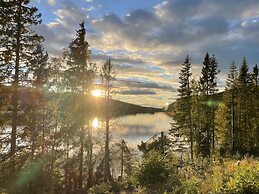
(111, 112, 172, 149)
(1, 113, 172, 155)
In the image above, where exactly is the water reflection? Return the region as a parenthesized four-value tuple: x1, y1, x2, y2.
(92, 117, 99, 129)
(91, 112, 172, 149)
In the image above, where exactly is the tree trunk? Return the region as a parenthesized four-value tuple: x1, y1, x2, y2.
(231, 91, 235, 152)
(87, 118, 94, 188)
(10, 0, 22, 175)
(104, 83, 111, 182)
(120, 139, 124, 180)
(78, 128, 84, 194)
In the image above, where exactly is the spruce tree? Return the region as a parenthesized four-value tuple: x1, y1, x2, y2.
(101, 59, 115, 182)
(226, 62, 238, 152)
(237, 58, 252, 153)
(252, 64, 259, 152)
(64, 21, 96, 192)
(173, 55, 194, 161)
(27, 43, 49, 160)
(198, 53, 219, 157)
(0, 0, 43, 176)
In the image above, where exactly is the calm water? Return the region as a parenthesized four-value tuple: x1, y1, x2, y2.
(92, 112, 173, 150)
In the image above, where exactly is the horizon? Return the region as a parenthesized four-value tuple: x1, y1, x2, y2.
(31, 0, 259, 107)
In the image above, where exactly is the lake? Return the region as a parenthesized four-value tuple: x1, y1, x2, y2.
(92, 112, 173, 150)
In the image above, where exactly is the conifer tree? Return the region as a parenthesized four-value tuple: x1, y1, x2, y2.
(26, 43, 49, 160)
(198, 53, 219, 157)
(64, 22, 96, 192)
(226, 62, 238, 152)
(217, 62, 238, 154)
(237, 58, 252, 153)
(173, 55, 194, 161)
(252, 64, 259, 149)
(0, 0, 43, 175)
(101, 59, 115, 182)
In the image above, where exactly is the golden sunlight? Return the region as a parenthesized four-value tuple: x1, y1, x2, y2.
(92, 117, 99, 129)
(91, 89, 102, 97)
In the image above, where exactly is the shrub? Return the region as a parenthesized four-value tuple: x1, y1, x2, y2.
(180, 157, 259, 194)
(134, 151, 180, 193)
(89, 183, 112, 194)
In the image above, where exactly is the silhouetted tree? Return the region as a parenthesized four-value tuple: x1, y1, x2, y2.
(0, 0, 43, 179)
(198, 53, 219, 157)
(173, 55, 194, 161)
(101, 59, 115, 182)
(64, 21, 96, 192)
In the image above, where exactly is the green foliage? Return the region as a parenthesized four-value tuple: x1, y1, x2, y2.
(181, 177, 200, 194)
(135, 151, 180, 193)
(120, 176, 138, 192)
(180, 157, 259, 194)
(89, 182, 112, 194)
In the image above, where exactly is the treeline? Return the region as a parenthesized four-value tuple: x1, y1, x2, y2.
(0, 1, 134, 193)
(172, 54, 259, 160)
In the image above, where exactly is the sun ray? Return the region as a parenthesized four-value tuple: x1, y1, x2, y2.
(91, 89, 102, 97)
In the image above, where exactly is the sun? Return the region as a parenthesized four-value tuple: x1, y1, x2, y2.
(91, 89, 102, 97)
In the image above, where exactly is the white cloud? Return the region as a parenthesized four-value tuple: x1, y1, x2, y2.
(34, 0, 259, 106)
(47, 0, 56, 6)
(82, 6, 95, 12)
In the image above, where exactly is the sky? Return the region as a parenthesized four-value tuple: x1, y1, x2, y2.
(31, 0, 259, 108)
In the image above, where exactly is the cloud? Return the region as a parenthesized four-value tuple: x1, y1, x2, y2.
(35, 0, 90, 55)
(119, 90, 157, 95)
(34, 0, 259, 107)
(116, 79, 176, 92)
(47, 0, 56, 6)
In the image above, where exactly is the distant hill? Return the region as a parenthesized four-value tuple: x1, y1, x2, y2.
(89, 96, 163, 117)
(164, 92, 224, 113)
(0, 86, 163, 117)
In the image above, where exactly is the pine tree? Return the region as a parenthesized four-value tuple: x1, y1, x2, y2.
(198, 53, 219, 157)
(226, 62, 238, 152)
(237, 58, 252, 153)
(26, 43, 49, 160)
(252, 64, 259, 152)
(173, 55, 194, 161)
(101, 59, 115, 182)
(218, 62, 238, 154)
(209, 55, 219, 153)
(64, 21, 96, 192)
(0, 0, 43, 176)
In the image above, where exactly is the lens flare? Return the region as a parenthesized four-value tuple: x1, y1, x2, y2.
(91, 89, 102, 97)
(92, 117, 99, 128)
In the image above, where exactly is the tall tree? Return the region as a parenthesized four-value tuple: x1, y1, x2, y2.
(216, 62, 238, 155)
(0, 0, 43, 175)
(173, 55, 194, 161)
(26, 43, 49, 160)
(252, 64, 259, 149)
(64, 21, 96, 192)
(198, 53, 219, 157)
(226, 62, 238, 152)
(101, 59, 115, 182)
(237, 58, 252, 153)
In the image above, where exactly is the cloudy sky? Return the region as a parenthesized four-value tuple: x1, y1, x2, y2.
(31, 0, 259, 108)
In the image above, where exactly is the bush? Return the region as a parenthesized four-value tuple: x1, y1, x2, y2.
(134, 151, 180, 193)
(89, 183, 112, 194)
(121, 176, 137, 192)
(221, 159, 259, 193)
(180, 157, 259, 194)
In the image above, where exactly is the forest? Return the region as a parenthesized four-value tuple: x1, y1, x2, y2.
(1, 1, 259, 194)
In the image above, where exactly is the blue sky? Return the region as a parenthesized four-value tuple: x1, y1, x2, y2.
(31, 0, 259, 107)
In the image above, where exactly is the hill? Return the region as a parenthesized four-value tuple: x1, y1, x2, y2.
(0, 86, 163, 117)
(164, 92, 224, 113)
(89, 96, 163, 117)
